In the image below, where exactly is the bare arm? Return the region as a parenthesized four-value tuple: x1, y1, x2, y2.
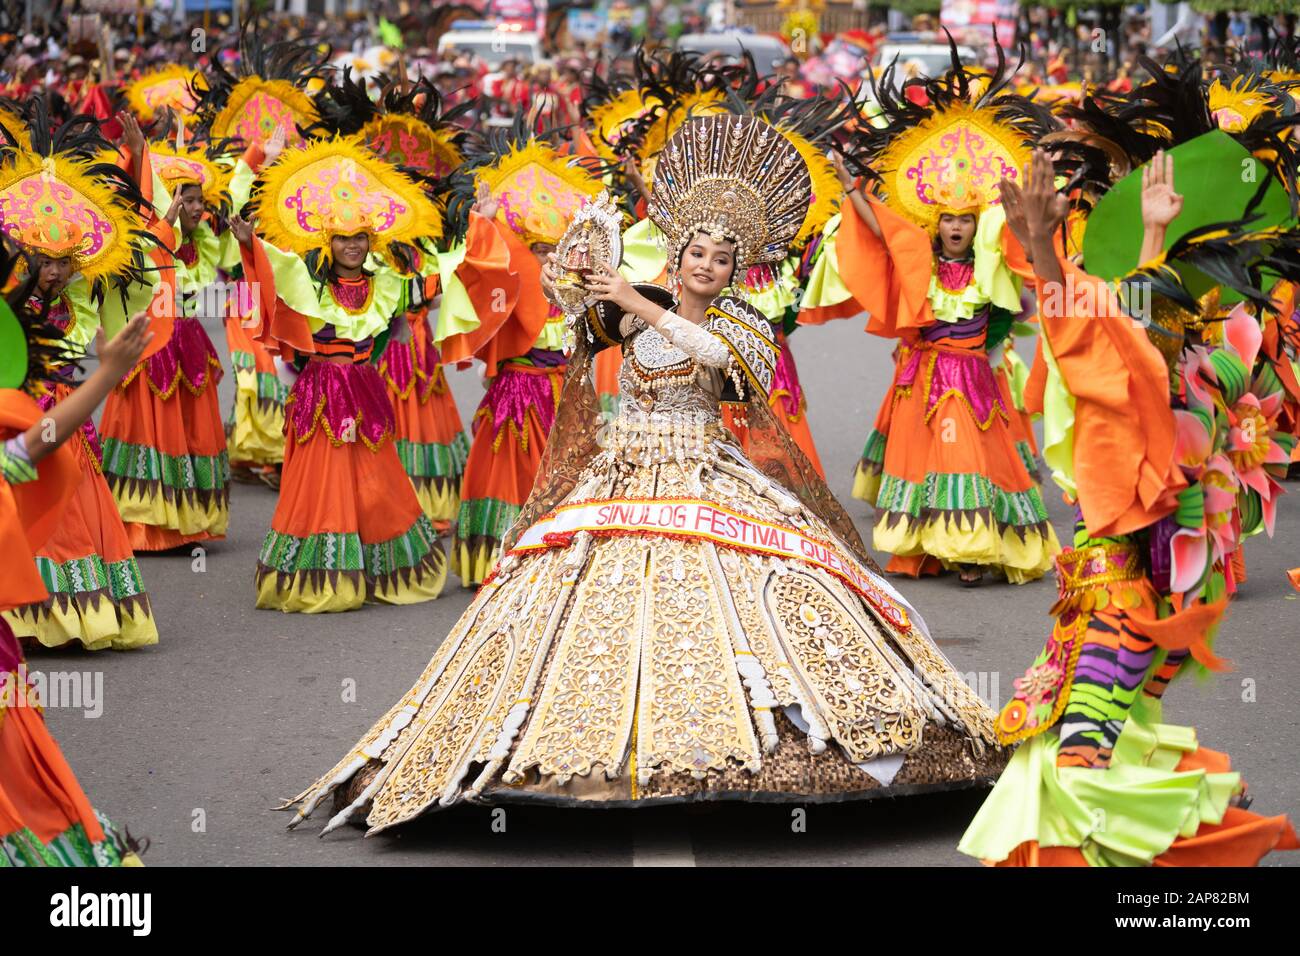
(833, 153, 881, 238)
(1138, 150, 1183, 267)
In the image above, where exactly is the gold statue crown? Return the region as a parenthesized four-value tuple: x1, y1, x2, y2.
(647, 114, 812, 274)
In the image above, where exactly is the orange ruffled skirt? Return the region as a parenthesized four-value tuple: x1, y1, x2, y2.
(255, 359, 447, 613)
(100, 317, 230, 552)
(3, 383, 157, 651)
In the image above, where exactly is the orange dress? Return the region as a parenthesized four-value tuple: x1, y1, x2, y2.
(829, 199, 1058, 582)
(0, 391, 141, 866)
(379, 308, 469, 531)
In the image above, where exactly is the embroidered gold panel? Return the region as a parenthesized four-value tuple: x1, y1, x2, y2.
(366, 627, 515, 832)
(635, 541, 761, 780)
(715, 548, 798, 705)
(765, 570, 926, 761)
(507, 535, 647, 783)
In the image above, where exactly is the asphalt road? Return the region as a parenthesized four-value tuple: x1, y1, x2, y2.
(33, 311, 1300, 866)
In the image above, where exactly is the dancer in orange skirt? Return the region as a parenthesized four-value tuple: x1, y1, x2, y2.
(0, 111, 162, 650)
(817, 74, 1060, 585)
(233, 137, 503, 612)
(0, 271, 152, 865)
(98, 127, 235, 552)
(436, 133, 603, 587)
(307, 74, 482, 529)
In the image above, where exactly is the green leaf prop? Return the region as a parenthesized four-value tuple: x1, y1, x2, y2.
(0, 297, 27, 390)
(1082, 130, 1293, 305)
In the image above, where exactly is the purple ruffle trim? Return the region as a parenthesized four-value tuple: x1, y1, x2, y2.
(771, 336, 803, 418)
(38, 382, 102, 463)
(288, 360, 395, 446)
(898, 346, 1003, 426)
(481, 361, 562, 436)
(1147, 515, 1175, 595)
(146, 317, 221, 393)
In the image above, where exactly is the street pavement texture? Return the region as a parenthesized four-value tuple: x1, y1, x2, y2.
(36, 312, 1299, 866)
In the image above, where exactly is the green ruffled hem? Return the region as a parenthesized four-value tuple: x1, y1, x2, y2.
(101, 437, 230, 494)
(396, 433, 470, 481)
(258, 515, 442, 577)
(958, 697, 1241, 867)
(1, 815, 134, 867)
(455, 496, 522, 543)
(34, 554, 148, 602)
(860, 428, 886, 468)
(875, 470, 1051, 528)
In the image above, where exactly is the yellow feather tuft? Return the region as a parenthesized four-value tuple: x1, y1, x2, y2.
(125, 65, 205, 122)
(149, 142, 235, 210)
(474, 140, 602, 246)
(211, 77, 319, 150)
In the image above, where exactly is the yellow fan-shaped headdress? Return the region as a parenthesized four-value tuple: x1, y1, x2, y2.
(474, 140, 603, 247)
(587, 88, 662, 166)
(255, 136, 443, 263)
(358, 114, 463, 180)
(0, 150, 143, 285)
(876, 100, 1031, 233)
(149, 142, 234, 210)
(211, 77, 319, 150)
(125, 66, 205, 122)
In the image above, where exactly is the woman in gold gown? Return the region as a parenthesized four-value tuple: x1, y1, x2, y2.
(285, 114, 1007, 837)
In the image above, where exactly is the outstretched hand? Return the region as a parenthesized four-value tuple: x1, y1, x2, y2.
(228, 213, 257, 246)
(264, 124, 288, 166)
(96, 312, 153, 375)
(118, 111, 146, 155)
(1141, 149, 1183, 230)
(472, 181, 499, 220)
(1019, 149, 1069, 240)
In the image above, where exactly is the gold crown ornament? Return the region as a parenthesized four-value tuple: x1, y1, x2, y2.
(648, 114, 813, 274)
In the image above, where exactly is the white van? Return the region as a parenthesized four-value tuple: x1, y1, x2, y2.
(437, 26, 542, 70)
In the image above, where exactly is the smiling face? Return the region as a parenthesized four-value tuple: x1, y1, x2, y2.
(678, 233, 736, 299)
(178, 183, 206, 234)
(937, 212, 977, 258)
(330, 232, 370, 272)
(33, 253, 74, 297)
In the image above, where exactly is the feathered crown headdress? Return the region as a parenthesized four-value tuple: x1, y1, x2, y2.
(648, 114, 813, 273)
(124, 65, 206, 123)
(472, 129, 603, 248)
(253, 135, 443, 265)
(847, 38, 1042, 233)
(149, 140, 235, 212)
(197, 26, 327, 148)
(310, 70, 472, 188)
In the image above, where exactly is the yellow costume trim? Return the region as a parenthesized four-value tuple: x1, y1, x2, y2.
(358, 114, 463, 179)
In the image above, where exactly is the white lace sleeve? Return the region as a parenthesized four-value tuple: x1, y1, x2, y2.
(655, 311, 731, 367)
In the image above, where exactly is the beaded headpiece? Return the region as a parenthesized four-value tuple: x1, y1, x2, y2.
(648, 114, 812, 274)
(254, 136, 441, 263)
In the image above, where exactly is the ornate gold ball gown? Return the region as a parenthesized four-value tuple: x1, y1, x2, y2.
(286, 289, 1008, 836)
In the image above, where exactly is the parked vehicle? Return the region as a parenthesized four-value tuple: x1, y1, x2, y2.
(675, 31, 790, 74)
